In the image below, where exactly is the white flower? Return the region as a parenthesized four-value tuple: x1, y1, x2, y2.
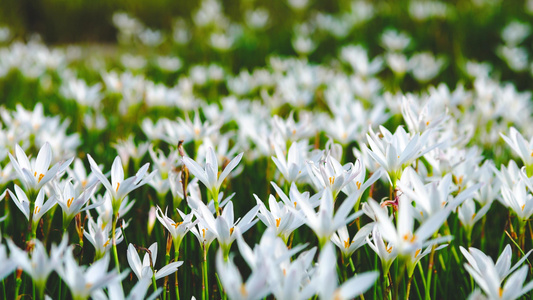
(8, 184, 56, 231)
(54, 180, 100, 229)
(307, 153, 361, 199)
(156, 206, 198, 249)
(127, 242, 183, 281)
(461, 244, 533, 300)
(500, 127, 533, 174)
(182, 147, 243, 202)
(84, 215, 125, 260)
(331, 223, 372, 260)
(368, 197, 451, 257)
(216, 249, 270, 300)
(8, 236, 68, 298)
(255, 193, 304, 243)
(193, 200, 259, 257)
(88, 154, 156, 212)
(292, 188, 362, 247)
(9, 142, 72, 192)
(57, 251, 121, 300)
(312, 243, 379, 300)
(271, 141, 307, 184)
(366, 225, 397, 276)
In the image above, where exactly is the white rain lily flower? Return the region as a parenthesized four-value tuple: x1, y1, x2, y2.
(92, 271, 161, 300)
(67, 158, 101, 191)
(368, 197, 451, 257)
(331, 223, 372, 261)
(182, 147, 243, 211)
(127, 242, 183, 281)
(8, 236, 68, 299)
(492, 160, 521, 189)
(292, 188, 362, 247)
(254, 193, 304, 243)
(312, 243, 379, 300)
(271, 141, 307, 184)
(57, 251, 121, 300)
(216, 249, 270, 300)
(500, 178, 533, 226)
(457, 198, 492, 241)
(406, 243, 447, 277)
(8, 184, 56, 234)
(156, 206, 198, 249)
(270, 181, 322, 211)
(500, 127, 533, 176)
(341, 162, 384, 206)
(9, 142, 73, 192)
(92, 192, 135, 229)
(54, 180, 100, 229)
(400, 95, 449, 133)
(366, 225, 397, 276)
(88, 154, 156, 213)
(365, 125, 438, 184)
(307, 154, 361, 199)
(193, 200, 259, 258)
(84, 215, 125, 260)
(398, 167, 481, 221)
(461, 244, 533, 300)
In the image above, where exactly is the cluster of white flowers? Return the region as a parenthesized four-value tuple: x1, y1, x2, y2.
(2, 0, 533, 299)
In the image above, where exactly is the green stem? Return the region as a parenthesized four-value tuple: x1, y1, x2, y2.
(175, 248, 180, 300)
(111, 212, 123, 290)
(203, 245, 209, 300)
(15, 274, 21, 300)
(425, 244, 437, 300)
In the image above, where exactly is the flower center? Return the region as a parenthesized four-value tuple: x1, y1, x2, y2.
(34, 172, 45, 183)
(276, 218, 281, 228)
(67, 197, 74, 208)
(172, 222, 183, 228)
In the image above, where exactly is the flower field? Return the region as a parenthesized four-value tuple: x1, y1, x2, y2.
(2, 0, 533, 299)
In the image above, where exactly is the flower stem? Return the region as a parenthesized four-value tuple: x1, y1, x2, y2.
(203, 245, 209, 300)
(111, 212, 123, 290)
(175, 248, 180, 300)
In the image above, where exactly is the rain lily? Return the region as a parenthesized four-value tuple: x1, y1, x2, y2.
(88, 154, 156, 213)
(182, 147, 243, 214)
(8, 184, 56, 235)
(8, 142, 73, 192)
(126, 242, 183, 281)
(500, 127, 533, 176)
(331, 223, 372, 261)
(461, 244, 533, 299)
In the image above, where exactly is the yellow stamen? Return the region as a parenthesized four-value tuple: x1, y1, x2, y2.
(292, 129, 296, 135)
(356, 181, 361, 189)
(329, 176, 335, 185)
(522, 204, 525, 211)
(34, 206, 41, 215)
(172, 222, 183, 228)
(67, 197, 74, 208)
(386, 245, 393, 253)
(276, 218, 281, 228)
(414, 249, 421, 258)
(104, 239, 110, 247)
(294, 202, 297, 208)
(426, 121, 430, 126)
(35, 172, 44, 183)
(230, 227, 234, 235)
(116, 182, 120, 192)
(240, 284, 247, 296)
(194, 128, 200, 135)
(471, 213, 476, 220)
(344, 240, 350, 249)
(81, 180, 87, 188)
(202, 228, 208, 239)
(499, 287, 503, 298)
